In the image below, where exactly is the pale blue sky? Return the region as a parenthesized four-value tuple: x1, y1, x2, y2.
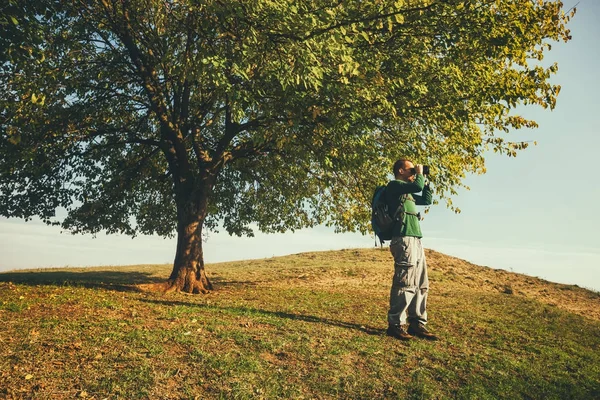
(1, 1, 599, 291)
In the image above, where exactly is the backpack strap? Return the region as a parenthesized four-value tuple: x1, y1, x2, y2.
(394, 194, 421, 218)
(390, 193, 408, 221)
(391, 194, 421, 226)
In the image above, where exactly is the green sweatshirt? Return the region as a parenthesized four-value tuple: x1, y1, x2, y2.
(385, 174, 433, 238)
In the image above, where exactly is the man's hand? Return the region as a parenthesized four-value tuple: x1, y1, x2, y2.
(415, 164, 424, 175)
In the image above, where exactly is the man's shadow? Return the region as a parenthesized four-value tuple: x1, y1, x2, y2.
(138, 298, 385, 336)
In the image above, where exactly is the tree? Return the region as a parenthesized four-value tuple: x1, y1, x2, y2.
(0, 0, 573, 293)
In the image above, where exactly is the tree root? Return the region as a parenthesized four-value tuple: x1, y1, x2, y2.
(135, 279, 212, 294)
(135, 281, 172, 293)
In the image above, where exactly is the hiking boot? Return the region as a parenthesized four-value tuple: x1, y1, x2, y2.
(407, 322, 438, 341)
(386, 324, 413, 341)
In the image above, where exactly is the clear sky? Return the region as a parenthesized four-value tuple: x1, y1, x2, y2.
(1, 1, 599, 291)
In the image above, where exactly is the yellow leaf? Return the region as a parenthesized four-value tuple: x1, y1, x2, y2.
(25, 374, 33, 380)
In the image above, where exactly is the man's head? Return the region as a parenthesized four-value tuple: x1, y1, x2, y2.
(393, 159, 416, 182)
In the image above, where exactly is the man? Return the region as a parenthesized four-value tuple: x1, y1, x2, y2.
(385, 159, 437, 341)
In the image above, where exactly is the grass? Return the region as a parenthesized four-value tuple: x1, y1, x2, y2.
(1, 248, 599, 399)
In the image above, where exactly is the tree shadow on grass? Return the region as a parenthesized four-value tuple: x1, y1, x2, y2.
(0, 270, 300, 293)
(0, 269, 165, 292)
(139, 298, 385, 336)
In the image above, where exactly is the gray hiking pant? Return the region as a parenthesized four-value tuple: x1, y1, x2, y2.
(387, 236, 429, 326)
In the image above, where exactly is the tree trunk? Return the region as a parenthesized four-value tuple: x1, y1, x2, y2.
(166, 195, 213, 294)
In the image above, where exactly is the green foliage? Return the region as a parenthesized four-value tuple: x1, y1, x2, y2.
(0, 0, 574, 238)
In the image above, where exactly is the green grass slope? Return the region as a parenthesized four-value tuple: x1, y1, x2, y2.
(1, 248, 599, 399)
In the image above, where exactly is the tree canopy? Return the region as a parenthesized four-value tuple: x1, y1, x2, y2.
(0, 0, 573, 292)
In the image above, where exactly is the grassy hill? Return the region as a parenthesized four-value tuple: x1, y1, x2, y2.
(1, 248, 599, 399)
